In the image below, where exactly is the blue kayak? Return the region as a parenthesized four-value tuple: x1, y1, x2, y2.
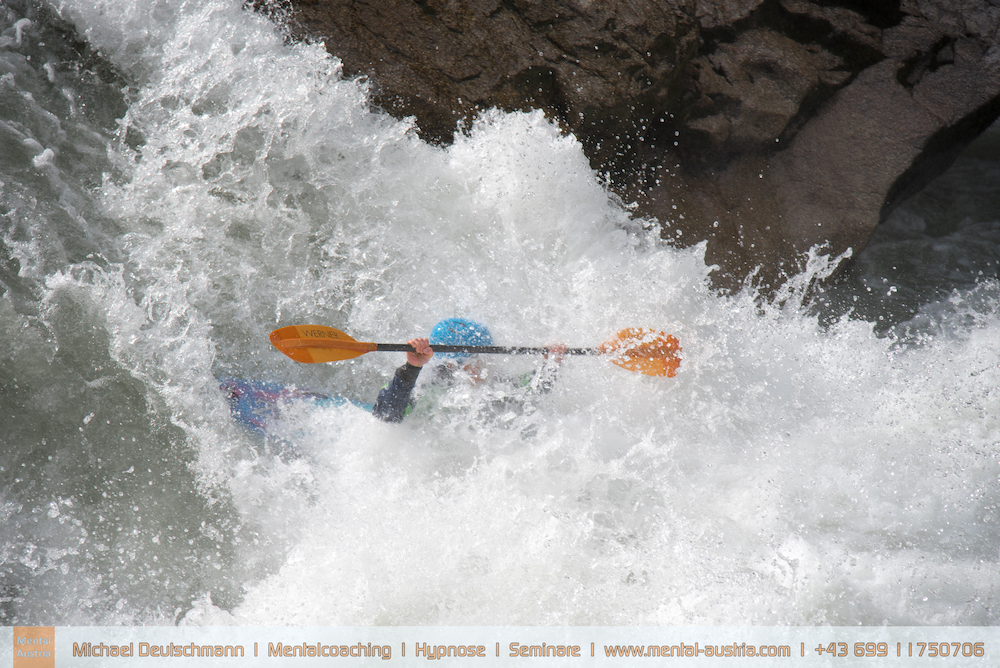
(219, 378, 374, 434)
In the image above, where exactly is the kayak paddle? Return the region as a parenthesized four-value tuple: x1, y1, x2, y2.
(270, 325, 681, 377)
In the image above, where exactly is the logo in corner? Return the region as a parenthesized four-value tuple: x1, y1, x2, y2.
(12, 627, 54, 668)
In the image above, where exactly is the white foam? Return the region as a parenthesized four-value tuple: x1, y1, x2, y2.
(13, 17, 30, 45)
(42, 0, 1000, 626)
(31, 146, 55, 168)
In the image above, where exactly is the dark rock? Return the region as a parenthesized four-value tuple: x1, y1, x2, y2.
(281, 0, 1000, 290)
(287, 0, 699, 146)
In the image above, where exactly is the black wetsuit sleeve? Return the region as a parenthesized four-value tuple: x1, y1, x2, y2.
(372, 363, 423, 422)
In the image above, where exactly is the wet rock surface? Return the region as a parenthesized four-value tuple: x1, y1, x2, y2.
(283, 0, 1000, 288)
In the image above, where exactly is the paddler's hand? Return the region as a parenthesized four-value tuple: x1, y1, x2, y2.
(406, 337, 434, 367)
(544, 343, 567, 364)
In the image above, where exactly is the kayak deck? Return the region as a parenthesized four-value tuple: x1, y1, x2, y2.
(219, 377, 374, 434)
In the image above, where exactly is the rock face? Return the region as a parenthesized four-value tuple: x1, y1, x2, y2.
(286, 0, 1000, 289)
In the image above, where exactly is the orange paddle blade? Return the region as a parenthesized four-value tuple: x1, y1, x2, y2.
(269, 325, 377, 364)
(599, 327, 681, 377)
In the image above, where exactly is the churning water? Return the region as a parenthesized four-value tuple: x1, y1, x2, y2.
(1, 0, 998, 627)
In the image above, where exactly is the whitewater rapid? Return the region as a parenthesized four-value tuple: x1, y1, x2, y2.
(0, 0, 998, 627)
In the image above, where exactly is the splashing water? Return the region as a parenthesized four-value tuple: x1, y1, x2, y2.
(1, 0, 998, 627)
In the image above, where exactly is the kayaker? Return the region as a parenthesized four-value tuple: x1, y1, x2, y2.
(372, 318, 566, 423)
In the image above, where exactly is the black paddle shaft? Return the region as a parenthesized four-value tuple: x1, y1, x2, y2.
(375, 343, 595, 356)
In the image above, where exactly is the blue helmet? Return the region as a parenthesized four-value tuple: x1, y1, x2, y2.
(430, 318, 492, 360)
